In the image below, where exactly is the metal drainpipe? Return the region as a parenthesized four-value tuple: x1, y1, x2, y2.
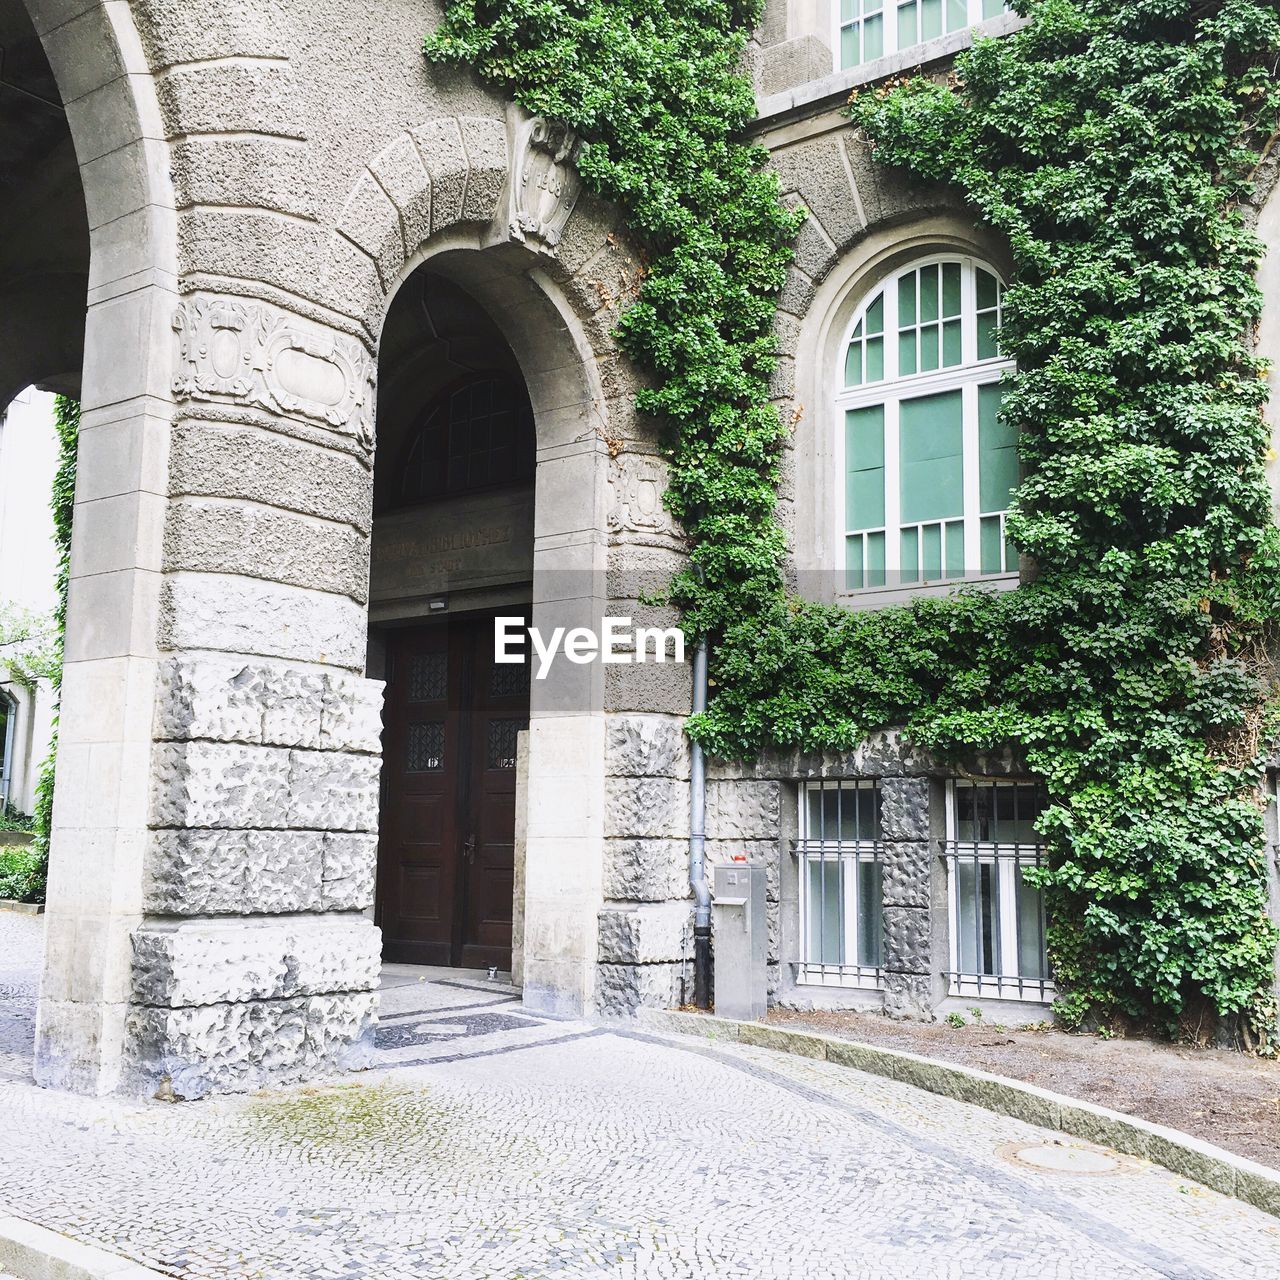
(689, 639, 712, 1009)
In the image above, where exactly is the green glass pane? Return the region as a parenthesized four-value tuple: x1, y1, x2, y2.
(976, 268, 998, 310)
(979, 383, 1018, 511)
(946, 519, 965, 577)
(922, 0, 942, 39)
(921, 522, 943, 580)
(1006, 533, 1018, 570)
(846, 405, 886, 529)
(866, 335, 884, 382)
(900, 527, 919, 583)
(942, 318, 962, 367)
(840, 24, 859, 68)
(858, 861, 883, 967)
(980, 515, 1003, 574)
(846, 535, 865, 590)
(899, 331, 917, 376)
(942, 262, 961, 317)
(845, 342, 863, 387)
(866, 293, 884, 335)
(982, 0, 1004, 17)
(920, 265, 939, 322)
(946, 0, 967, 28)
(841, 0, 858, 20)
(864, 13, 884, 60)
(977, 313, 998, 360)
(897, 0, 917, 49)
(920, 324, 940, 372)
(866, 531, 886, 587)
(900, 389, 964, 522)
(866, 0, 884, 13)
(897, 272, 916, 326)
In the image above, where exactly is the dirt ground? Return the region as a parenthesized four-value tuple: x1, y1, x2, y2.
(764, 1006, 1280, 1169)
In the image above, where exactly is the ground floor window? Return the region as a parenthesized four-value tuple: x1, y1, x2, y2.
(797, 780, 883, 988)
(945, 779, 1052, 1001)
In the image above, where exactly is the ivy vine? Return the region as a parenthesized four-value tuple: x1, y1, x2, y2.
(425, 0, 1280, 1038)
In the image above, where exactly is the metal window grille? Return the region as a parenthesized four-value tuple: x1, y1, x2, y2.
(796, 780, 884, 989)
(944, 780, 1053, 1001)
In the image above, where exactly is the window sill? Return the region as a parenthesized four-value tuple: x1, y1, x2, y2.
(835, 570, 1019, 611)
(752, 11, 1028, 132)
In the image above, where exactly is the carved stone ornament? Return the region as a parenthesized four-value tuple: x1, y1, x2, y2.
(172, 297, 375, 450)
(608, 453, 679, 543)
(504, 105, 584, 253)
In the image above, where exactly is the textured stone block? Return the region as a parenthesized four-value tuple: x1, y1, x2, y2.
(605, 714, 689, 779)
(880, 777, 931, 842)
(370, 133, 432, 252)
(602, 839, 689, 903)
(131, 917, 380, 1009)
(336, 171, 404, 289)
(458, 115, 508, 223)
(319, 672, 385, 755)
(156, 62, 303, 139)
(288, 749, 381, 832)
(884, 972, 935, 1021)
(883, 906, 932, 977)
(151, 742, 291, 830)
(705, 780, 781, 841)
(412, 117, 468, 232)
(144, 828, 324, 915)
(596, 962, 685, 1016)
(881, 841, 934, 909)
(604, 777, 689, 840)
(321, 833, 377, 910)
(597, 903, 690, 965)
(125, 991, 376, 1099)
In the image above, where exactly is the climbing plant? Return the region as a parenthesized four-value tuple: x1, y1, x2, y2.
(425, 0, 1280, 1039)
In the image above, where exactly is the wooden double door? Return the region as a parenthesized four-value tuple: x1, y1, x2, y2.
(376, 614, 529, 970)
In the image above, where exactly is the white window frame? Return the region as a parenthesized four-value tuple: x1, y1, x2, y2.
(834, 255, 1016, 595)
(833, 0, 1008, 72)
(0, 689, 16, 812)
(796, 780, 883, 990)
(944, 779, 1053, 1003)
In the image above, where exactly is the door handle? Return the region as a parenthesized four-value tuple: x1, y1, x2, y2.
(462, 833, 477, 862)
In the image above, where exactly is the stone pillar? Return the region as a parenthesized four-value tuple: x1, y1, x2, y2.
(878, 775, 944, 1019)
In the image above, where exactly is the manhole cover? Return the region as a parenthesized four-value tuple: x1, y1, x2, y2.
(998, 1141, 1130, 1176)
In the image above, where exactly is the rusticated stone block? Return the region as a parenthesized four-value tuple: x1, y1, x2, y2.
(288, 749, 381, 832)
(597, 903, 690, 965)
(883, 906, 932, 977)
(884, 972, 936, 1021)
(596, 962, 685, 1016)
(881, 841, 934, 909)
(412, 117, 468, 233)
(321, 833, 377, 910)
(603, 839, 689, 903)
(125, 991, 376, 1100)
(605, 714, 689, 780)
(151, 742, 291, 829)
(319, 672, 385, 755)
(131, 917, 380, 1009)
(604, 777, 689, 840)
(880, 776, 931, 842)
(145, 829, 324, 915)
(705, 780, 781, 841)
(458, 115, 508, 223)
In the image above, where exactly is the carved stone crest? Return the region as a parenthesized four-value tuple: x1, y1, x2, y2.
(608, 453, 679, 544)
(172, 297, 375, 450)
(503, 105, 583, 253)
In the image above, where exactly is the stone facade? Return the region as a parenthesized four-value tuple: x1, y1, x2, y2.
(3, 0, 1278, 1097)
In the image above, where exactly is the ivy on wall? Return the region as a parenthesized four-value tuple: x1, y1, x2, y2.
(426, 0, 1280, 1038)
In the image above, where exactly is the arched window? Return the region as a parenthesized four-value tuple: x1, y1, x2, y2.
(837, 0, 1008, 70)
(837, 256, 1015, 590)
(397, 375, 536, 507)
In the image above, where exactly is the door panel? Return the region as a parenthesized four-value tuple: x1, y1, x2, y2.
(376, 613, 528, 970)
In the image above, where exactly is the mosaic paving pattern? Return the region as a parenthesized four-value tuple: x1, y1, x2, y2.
(2, 914, 1279, 1279)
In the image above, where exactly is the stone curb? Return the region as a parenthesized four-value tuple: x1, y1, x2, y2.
(637, 1008, 1280, 1220)
(0, 1216, 170, 1279)
(0, 901, 44, 916)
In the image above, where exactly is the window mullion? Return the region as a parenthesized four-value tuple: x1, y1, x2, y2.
(961, 379, 980, 578)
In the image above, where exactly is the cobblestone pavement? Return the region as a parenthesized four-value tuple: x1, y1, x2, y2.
(2, 914, 1280, 1279)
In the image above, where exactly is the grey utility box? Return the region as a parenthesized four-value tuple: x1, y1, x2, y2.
(713, 860, 768, 1021)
